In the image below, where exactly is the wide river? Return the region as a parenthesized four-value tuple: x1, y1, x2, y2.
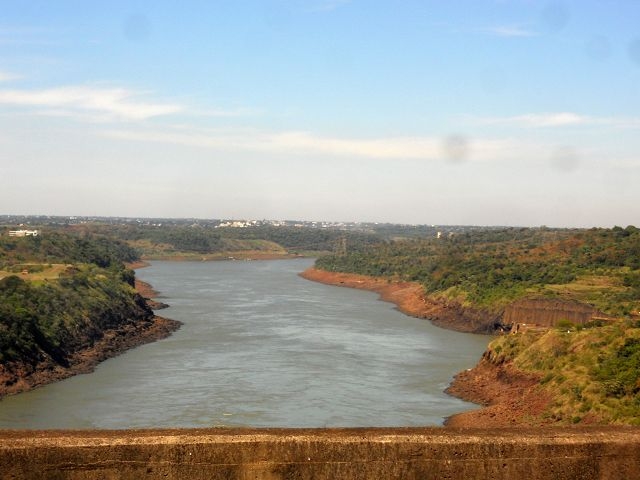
(0, 259, 490, 429)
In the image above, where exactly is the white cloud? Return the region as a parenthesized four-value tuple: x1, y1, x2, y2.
(0, 86, 182, 121)
(193, 106, 262, 118)
(485, 25, 538, 37)
(509, 112, 590, 127)
(102, 126, 522, 163)
(476, 112, 640, 129)
(0, 71, 21, 82)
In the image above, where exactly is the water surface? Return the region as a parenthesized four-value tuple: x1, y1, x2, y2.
(0, 259, 489, 428)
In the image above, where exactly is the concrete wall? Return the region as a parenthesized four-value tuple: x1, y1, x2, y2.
(503, 298, 598, 327)
(2, 427, 640, 479)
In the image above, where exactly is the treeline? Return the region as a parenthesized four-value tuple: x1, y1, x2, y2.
(219, 225, 380, 253)
(316, 226, 640, 315)
(0, 231, 139, 268)
(0, 267, 151, 365)
(64, 223, 381, 255)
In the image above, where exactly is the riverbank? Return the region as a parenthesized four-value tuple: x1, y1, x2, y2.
(0, 315, 181, 398)
(0, 271, 181, 399)
(300, 267, 551, 428)
(300, 267, 499, 334)
(135, 278, 170, 310)
(444, 357, 552, 427)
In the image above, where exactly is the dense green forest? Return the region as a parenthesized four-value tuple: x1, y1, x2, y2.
(57, 223, 381, 257)
(219, 225, 380, 253)
(0, 231, 138, 268)
(316, 226, 640, 316)
(0, 232, 150, 368)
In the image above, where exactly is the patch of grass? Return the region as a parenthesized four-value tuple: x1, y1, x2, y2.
(0, 263, 68, 282)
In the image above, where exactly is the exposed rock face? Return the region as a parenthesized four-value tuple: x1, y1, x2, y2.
(421, 297, 503, 334)
(445, 352, 551, 427)
(503, 298, 599, 327)
(0, 315, 181, 398)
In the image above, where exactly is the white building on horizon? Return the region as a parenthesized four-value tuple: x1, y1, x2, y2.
(8, 229, 39, 237)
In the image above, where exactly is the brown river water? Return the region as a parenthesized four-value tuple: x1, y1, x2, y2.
(0, 259, 490, 428)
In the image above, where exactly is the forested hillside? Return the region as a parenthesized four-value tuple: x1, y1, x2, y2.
(312, 225, 640, 425)
(471, 318, 640, 424)
(316, 226, 640, 317)
(0, 231, 176, 396)
(56, 223, 381, 258)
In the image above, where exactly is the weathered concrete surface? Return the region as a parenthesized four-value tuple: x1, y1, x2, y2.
(1, 427, 640, 479)
(503, 298, 601, 327)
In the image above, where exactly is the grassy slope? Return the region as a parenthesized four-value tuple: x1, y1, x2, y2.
(488, 319, 640, 424)
(316, 226, 640, 318)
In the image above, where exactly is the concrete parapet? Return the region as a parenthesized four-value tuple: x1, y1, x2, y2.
(1, 427, 640, 479)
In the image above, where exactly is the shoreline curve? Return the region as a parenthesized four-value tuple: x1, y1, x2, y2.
(299, 266, 546, 428)
(0, 267, 181, 399)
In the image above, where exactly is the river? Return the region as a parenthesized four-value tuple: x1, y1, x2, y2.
(0, 258, 490, 428)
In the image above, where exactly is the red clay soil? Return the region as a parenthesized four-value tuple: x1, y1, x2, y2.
(444, 358, 552, 427)
(300, 267, 553, 428)
(300, 267, 500, 334)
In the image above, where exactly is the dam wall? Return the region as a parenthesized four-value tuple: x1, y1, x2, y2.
(503, 298, 599, 327)
(2, 427, 640, 479)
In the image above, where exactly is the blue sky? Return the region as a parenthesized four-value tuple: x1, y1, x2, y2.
(1, 0, 639, 227)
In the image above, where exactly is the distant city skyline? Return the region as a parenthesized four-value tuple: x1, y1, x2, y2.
(1, 1, 639, 227)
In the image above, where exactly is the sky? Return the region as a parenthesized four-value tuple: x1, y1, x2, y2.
(1, 0, 639, 227)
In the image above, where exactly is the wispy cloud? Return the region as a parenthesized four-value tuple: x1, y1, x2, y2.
(506, 112, 590, 127)
(103, 126, 520, 163)
(0, 71, 21, 82)
(193, 106, 262, 118)
(0, 86, 182, 121)
(484, 25, 538, 37)
(476, 112, 640, 129)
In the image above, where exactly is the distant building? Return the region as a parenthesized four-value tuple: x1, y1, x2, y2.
(8, 229, 39, 237)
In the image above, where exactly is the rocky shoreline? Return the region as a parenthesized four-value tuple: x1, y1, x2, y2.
(299, 267, 545, 427)
(444, 356, 551, 427)
(0, 316, 181, 398)
(0, 272, 181, 399)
